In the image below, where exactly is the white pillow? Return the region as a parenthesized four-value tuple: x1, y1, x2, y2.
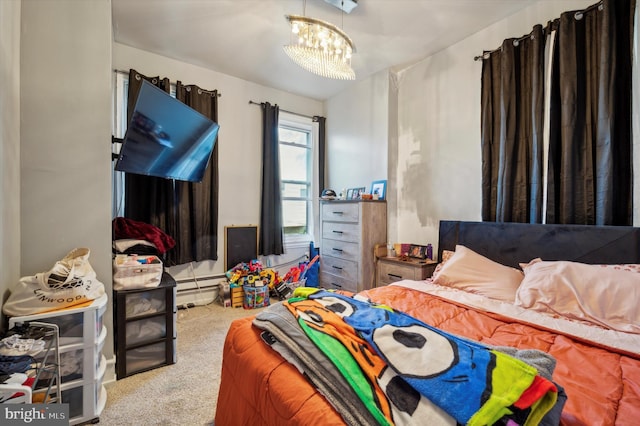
(515, 259, 640, 333)
(432, 245, 524, 302)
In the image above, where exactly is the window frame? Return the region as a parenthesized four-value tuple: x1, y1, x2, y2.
(278, 111, 318, 249)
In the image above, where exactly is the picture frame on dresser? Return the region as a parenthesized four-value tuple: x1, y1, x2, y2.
(408, 244, 427, 259)
(351, 187, 366, 199)
(370, 180, 387, 200)
(346, 188, 354, 200)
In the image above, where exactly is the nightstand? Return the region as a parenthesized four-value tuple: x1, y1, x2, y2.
(376, 257, 437, 287)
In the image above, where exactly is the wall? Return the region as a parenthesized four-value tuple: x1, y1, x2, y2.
(0, 0, 21, 311)
(392, 0, 604, 250)
(20, 0, 114, 365)
(324, 0, 640, 250)
(112, 43, 324, 292)
(325, 70, 389, 195)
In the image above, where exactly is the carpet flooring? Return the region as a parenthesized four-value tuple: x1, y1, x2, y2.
(100, 301, 266, 425)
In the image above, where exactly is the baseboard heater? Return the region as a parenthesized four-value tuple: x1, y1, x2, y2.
(174, 274, 226, 308)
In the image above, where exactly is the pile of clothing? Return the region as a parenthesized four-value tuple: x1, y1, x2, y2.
(0, 326, 46, 403)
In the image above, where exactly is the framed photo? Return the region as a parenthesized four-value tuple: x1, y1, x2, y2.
(346, 188, 354, 200)
(408, 244, 427, 259)
(370, 180, 387, 200)
(352, 187, 366, 199)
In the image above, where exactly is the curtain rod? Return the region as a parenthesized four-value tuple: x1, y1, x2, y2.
(473, 0, 603, 61)
(248, 100, 315, 119)
(112, 69, 221, 97)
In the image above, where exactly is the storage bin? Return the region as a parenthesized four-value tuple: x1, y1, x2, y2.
(59, 367, 104, 424)
(8, 294, 107, 347)
(123, 287, 168, 319)
(243, 285, 269, 309)
(113, 255, 163, 290)
(125, 316, 167, 346)
(125, 340, 175, 376)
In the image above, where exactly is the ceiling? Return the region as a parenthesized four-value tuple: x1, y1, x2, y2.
(112, 0, 539, 101)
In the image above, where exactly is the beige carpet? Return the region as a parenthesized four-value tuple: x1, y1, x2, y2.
(100, 301, 267, 425)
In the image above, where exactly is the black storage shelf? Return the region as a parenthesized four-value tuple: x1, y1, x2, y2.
(114, 272, 177, 379)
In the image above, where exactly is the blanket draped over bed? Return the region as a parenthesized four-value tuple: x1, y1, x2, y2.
(255, 288, 559, 426)
(216, 285, 640, 425)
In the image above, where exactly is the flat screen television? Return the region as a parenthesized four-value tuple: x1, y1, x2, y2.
(115, 80, 220, 183)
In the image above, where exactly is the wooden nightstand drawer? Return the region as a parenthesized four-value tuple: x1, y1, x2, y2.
(377, 257, 437, 286)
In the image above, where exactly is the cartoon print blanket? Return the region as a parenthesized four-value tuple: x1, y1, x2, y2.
(279, 288, 558, 426)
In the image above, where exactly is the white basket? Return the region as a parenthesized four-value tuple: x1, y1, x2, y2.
(113, 255, 163, 291)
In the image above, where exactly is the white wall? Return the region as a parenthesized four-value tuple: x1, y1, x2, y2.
(0, 0, 21, 312)
(325, 70, 389, 194)
(112, 43, 324, 283)
(20, 0, 114, 362)
(393, 0, 598, 250)
(323, 1, 637, 250)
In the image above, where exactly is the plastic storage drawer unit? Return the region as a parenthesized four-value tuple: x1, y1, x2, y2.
(7, 294, 108, 425)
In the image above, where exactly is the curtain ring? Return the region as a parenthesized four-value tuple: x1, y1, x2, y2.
(186, 87, 191, 92)
(598, 4, 604, 11)
(135, 74, 141, 81)
(198, 89, 202, 95)
(575, 11, 583, 20)
(151, 78, 157, 84)
(513, 39, 519, 47)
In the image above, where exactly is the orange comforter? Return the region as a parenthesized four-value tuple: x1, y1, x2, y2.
(215, 286, 640, 425)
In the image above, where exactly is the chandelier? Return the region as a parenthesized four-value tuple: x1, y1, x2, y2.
(284, 14, 356, 80)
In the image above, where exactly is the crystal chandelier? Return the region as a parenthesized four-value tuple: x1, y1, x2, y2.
(284, 14, 356, 80)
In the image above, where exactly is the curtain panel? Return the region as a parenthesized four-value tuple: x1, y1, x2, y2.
(173, 82, 219, 264)
(259, 102, 284, 256)
(481, 25, 546, 223)
(546, 0, 635, 225)
(314, 115, 327, 195)
(123, 69, 219, 265)
(481, 0, 635, 226)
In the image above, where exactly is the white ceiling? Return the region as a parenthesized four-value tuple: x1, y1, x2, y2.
(112, 0, 539, 100)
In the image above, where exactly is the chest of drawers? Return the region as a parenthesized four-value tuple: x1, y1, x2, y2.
(320, 200, 386, 292)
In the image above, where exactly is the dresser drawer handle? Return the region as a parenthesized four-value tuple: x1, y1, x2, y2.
(332, 230, 343, 234)
(332, 248, 344, 253)
(331, 265, 343, 270)
(332, 211, 344, 215)
(388, 273, 403, 280)
(332, 283, 343, 288)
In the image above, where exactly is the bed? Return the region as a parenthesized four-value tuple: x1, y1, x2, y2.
(215, 221, 640, 425)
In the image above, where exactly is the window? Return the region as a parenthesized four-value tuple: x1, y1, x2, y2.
(279, 113, 315, 247)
